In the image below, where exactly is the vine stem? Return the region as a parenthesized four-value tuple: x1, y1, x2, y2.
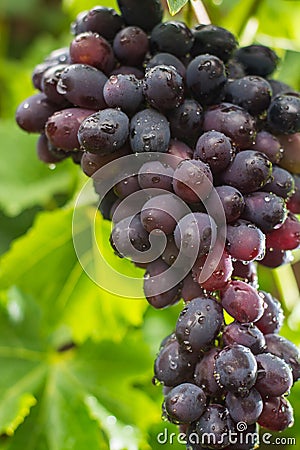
(190, 0, 211, 24)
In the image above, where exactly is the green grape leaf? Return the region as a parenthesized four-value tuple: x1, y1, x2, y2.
(0, 207, 148, 342)
(167, 0, 189, 16)
(0, 288, 158, 449)
(0, 121, 78, 217)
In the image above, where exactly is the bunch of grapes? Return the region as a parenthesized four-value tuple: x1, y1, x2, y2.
(15, 0, 300, 448)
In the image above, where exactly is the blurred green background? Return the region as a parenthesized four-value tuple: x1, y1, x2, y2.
(0, 0, 300, 449)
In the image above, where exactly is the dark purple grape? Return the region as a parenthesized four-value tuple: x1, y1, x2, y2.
(16, 93, 58, 133)
(186, 55, 227, 106)
(70, 32, 115, 74)
(191, 24, 237, 62)
(223, 322, 266, 355)
(221, 280, 264, 323)
(241, 191, 287, 233)
(130, 108, 170, 153)
(41, 64, 69, 105)
(194, 131, 234, 174)
(226, 59, 246, 79)
(203, 103, 256, 149)
(222, 151, 272, 194)
(113, 26, 149, 66)
(117, 0, 163, 31)
(192, 250, 233, 291)
(263, 165, 295, 201)
(277, 132, 300, 174)
(264, 334, 300, 382)
(110, 65, 144, 79)
(165, 383, 206, 424)
(214, 344, 257, 395)
(288, 175, 300, 213)
(195, 404, 234, 449)
(57, 64, 107, 110)
(146, 53, 186, 79)
(167, 139, 193, 162)
(232, 260, 258, 287)
(103, 74, 143, 115)
(154, 334, 197, 387)
(269, 78, 295, 97)
(36, 133, 66, 164)
(226, 220, 265, 262)
(161, 235, 179, 266)
(175, 297, 224, 353)
(225, 76, 272, 115)
(150, 21, 194, 57)
(266, 213, 300, 250)
(259, 247, 291, 268)
(81, 144, 130, 177)
(144, 259, 182, 309)
(255, 353, 293, 397)
(214, 186, 244, 223)
(138, 160, 174, 191)
(143, 65, 184, 111)
(45, 107, 94, 151)
(255, 291, 284, 335)
(181, 273, 204, 302)
(226, 388, 263, 424)
(234, 45, 279, 77)
(258, 396, 294, 431)
(71, 7, 124, 41)
(194, 348, 224, 397)
(98, 188, 119, 220)
(141, 193, 185, 234)
(252, 130, 283, 164)
(173, 159, 213, 203)
(78, 108, 129, 154)
(167, 99, 203, 146)
(267, 93, 300, 134)
(32, 60, 59, 91)
(174, 212, 216, 258)
(114, 174, 140, 199)
(110, 213, 150, 258)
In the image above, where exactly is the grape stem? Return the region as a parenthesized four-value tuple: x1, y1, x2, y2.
(191, 0, 211, 24)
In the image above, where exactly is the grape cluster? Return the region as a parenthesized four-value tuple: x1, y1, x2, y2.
(15, 0, 300, 448)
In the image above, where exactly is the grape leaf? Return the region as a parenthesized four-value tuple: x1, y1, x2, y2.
(0, 287, 158, 449)
(167, 0, 189, 16)
(0, 121, 78, 217)
(0, 206, 148, 342)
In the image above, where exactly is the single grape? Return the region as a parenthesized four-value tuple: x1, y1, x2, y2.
(46, 107, 94, 151)
(110, 214, 150, 258)
(167, 99, 203, 146)
(98, 188, 119, 220)
(226, 388, 263, 424)
(146, 53, 186, 79)
(203, 103, 256, 149)
(103, 74, 143, 115)
(221, 280, 264, 323)
(181, 273, 205, 302)
(234, 44, 279, 77)
(226, 220, 266, 262)
(138, 160, 174, 192)
(266, 213, 300, 251)
(150, 21, 194, 57)
(164, 383, 207, 424)
(259, 247, 291, 268)
(57, 64, 108, 110)
(267, 94, 300, 134)
(214, 344, 257, 395)
(192, 249, 233, 291)
(172, 159, 213, 203)
(264, 334, 300, 382)
(214, 186, 244, 223)
(277, 132, 300, 173)
(161, 235, 179, 266)
(175, 297, 224, 353)
(255, 291, 284, 335)
(195, 131, 234, 174)
(241, 191, 287, 233)
(141, 193, 185, 234)
(41, 64, 70, 105)
(232, 260, 258, 287)
(143, 65, 184, 111)
(16, 93, 58, 133)
(117, 0, 163, 31)
(258, 396, 294, 431)
(186, 54, 227, 105)
(252, 130, 283, 164)
(194, 348, 224, 397)
(114, 174, 140, 199)
(195, 404, 235, 449)
(255, 352, 293, 397)
(223, 322, 266, 355)
(71, 6, 124, 41)
(130, 108, 170, 153)
(81, 144, 130, 177)
(191, 24, 238, 62)
(70, 32, 115, 74)
(225, 76, 272, 115)
(78, 108, 129, 154)
(222, 151, 272, 194)
(36, 133, 67, 164)
(287, 175, 300, 213)
(113, 26, 149, 66)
